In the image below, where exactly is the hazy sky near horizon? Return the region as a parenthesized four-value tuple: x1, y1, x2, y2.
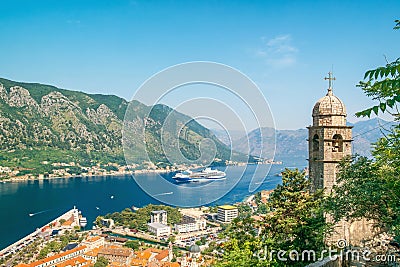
(0, 0, 399, 130)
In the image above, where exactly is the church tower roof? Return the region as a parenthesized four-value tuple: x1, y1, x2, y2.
(312, 72, 346, 118)
(312, 89, 346, 117)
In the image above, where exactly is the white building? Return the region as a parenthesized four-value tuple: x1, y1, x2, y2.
(147, 210, 171, 238)
(174, 209, 207, 233)
(217, 205, 238, 223)
(174, 222, 198, 233)
(147, 222, 171, 238)
(151, 210, 168, 224)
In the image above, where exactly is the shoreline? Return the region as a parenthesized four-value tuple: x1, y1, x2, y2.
(0, 169, 174, 183)
(0, 162, 284, 184)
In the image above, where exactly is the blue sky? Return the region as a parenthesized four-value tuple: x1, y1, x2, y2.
(0, 0, 399, 130)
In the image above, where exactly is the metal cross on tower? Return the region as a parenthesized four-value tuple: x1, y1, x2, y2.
(324, 72, 336, 89)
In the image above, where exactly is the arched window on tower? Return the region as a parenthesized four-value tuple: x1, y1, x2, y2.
(332, 134, 343, 152)
(312, 134, 319, 152)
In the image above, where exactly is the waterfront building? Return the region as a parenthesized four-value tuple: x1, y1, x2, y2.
(217, 205, 238, 223)
(260, 189, 273, 203)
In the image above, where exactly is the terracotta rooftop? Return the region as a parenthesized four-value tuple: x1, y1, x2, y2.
(84, 246, 102, 257)
(155, 250, 169, 261)
(54, 256, 89, 267)
(22, 246, 86, 267)
(135, 250, 152, 260)
(130, 258, 148, 266)
(84, 235, 102, 242)
(98, 246, 132, 257)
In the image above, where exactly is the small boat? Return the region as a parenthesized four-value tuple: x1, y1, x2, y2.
(110, 195, 114, 199)
(96, 207, 100, 210)
(79, 217, 87, 228)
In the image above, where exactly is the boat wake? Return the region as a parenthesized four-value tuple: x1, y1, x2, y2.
(28, 209, 51, 217)
(153, 192, 173, 197)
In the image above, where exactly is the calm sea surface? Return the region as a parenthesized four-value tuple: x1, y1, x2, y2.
(0, 160, 306, 249)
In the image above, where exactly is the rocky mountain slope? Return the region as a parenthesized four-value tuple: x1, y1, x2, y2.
(0, 78, 243, 175)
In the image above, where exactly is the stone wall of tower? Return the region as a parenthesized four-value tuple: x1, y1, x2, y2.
(309, 88, 377, 247)
(308, 114, 352, 192)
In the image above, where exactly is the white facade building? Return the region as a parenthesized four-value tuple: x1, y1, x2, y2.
(174, 209, 207, 233)
(147, 222, 171, 238)
(151, 210, 168, 224)
(217, 205, 238, 223)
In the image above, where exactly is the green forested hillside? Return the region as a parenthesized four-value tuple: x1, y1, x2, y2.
(0, 77, 244, 176)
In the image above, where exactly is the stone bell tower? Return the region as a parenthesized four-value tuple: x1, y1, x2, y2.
(308, 72, 352, 193)
(308, 73, 376, 246)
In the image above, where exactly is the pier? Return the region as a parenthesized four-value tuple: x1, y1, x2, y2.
(0, 206, 83, 259)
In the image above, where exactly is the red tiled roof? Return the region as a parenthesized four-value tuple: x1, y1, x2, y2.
(26, 246, 86, 266)
(155, 250, 169, 261)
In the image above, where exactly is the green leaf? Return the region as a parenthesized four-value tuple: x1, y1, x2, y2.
(372, 105, 379, 115)
(374, 69, 379, 80)
(387, 98, 395, 108)
(389, 67, 395, 77)
(364, 70, 371, 80)
(356, 108, 372, 118)
(380, 103, 386, 112)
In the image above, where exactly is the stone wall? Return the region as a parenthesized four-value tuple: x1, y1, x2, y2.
(306, 257, 344, 267)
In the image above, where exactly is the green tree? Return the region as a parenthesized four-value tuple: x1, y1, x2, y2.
(327, 19, 400, 242)
(94, 256, 109, 267)
(355, 20, 400, 118)
(262, 169, 329, 266)
(216, 169, 329, 267)
(328, 155, 400, 239)
(124, 240, 140, 250)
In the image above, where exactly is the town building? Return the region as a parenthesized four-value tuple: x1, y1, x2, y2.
(15, 246, 87, 267)
(174, 209, 207, 234)
(217, 205, 238, 223)
(81, 235, 105, 250)
(131, 243, 174, 266)
(151, 210, 168, 224)
(97, 245, 133, 265)
(148, 210, 171, 238)
(147, 222, 171, 238)
(179, 244, 203, 267)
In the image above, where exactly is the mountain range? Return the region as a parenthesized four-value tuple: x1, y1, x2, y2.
(212, 118, 397, 162)
(0, 77, 395, 177)
(0, 77, 245, 176)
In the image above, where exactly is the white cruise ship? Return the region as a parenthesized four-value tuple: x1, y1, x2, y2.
(173, 167, 226, 183)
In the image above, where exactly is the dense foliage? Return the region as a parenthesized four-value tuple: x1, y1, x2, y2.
(101, 204, 182, 231)
(94, 256, 109, 267)
(216, 169, 329, 266)
(0, 77, 251, 177)
(328, 20, 400, 242)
